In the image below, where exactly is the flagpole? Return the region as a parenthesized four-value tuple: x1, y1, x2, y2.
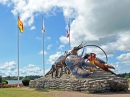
(17, 16, 24, 87)
(42, 16, 45, 77)
(17, 20, 20, 87)
(42, 32, 45, 76)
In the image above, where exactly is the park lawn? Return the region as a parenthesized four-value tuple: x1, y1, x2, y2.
(0, 87, 52, 97)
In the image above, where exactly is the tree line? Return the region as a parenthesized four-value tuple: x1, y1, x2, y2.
(117, 72, 130, 78)
(2, 75, 42, 80)
(1, 72, 130, 81)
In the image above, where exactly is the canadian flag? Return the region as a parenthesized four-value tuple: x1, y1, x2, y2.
(66, 30, 70, 38)
(42, 18, 45, 34)
(66, 20, 70, 38)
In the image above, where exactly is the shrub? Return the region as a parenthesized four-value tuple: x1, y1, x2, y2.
(2, 79, 8, 84)
(0, 76, 2, 83)
(22, 78, 30, 86)
(0, 84, 24, 88)
(2, 82, 7, 85)
(5, 80, 8, 84)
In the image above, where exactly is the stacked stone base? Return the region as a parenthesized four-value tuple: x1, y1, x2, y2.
(29, 68, 129, 93)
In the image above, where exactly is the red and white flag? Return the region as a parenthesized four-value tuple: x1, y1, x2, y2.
(42, 18, 45, 34)
(66, 30, 70, 38)
(66, 20, 70, 38)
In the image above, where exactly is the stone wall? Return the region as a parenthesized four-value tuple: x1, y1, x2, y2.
(29, 68, 129, 93)
(129, 78, 130, 88)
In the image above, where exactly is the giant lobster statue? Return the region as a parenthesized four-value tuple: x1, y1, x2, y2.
(46, 42, 116, 78)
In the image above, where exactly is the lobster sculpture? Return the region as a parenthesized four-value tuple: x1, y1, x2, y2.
(46, 42, 116, 78)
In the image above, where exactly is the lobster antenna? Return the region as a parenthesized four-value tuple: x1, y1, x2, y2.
(80, 41, 84, 49)
(81, 46, 85, 58)
(78, 41, 83, 48)
(79, 41, 87, 49)
(80, 41, 83, 46)
(83, 42, 87, 47)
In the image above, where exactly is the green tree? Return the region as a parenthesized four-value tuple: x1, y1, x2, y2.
(125, 74, 129, 79)
(22, 77, 30, 86)
(0, 76, 2, 83)
(2, 78, 8, 84)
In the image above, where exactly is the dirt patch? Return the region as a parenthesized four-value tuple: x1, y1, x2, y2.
(18, 87, 35, 91)
(49, 88, 130, 97)
(19, 87, 49, 92)
(20, 87, 130, 97)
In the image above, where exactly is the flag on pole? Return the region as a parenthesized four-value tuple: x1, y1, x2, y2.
(66, 30, 70, 38)
(42, 16, 45, 77)
(18, 16, 24, 33)
(66, 21, 70, 38)
(42, 18, 45, 34)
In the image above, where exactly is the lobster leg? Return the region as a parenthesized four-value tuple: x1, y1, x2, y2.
(55, 65, 58, 78)
(104, 64, 115, 69)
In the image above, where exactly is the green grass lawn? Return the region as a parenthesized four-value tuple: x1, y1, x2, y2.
(0, 87, 52, 97)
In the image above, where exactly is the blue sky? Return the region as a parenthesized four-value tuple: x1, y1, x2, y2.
(0, 0, 130, 77)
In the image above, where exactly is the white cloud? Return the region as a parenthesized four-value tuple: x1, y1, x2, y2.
(110, 31, 130, 52)
(47, 44, 52, 50)
(39, 50, 47, 55)
(30, 26, 36, 30)
(0, 61, 16, 71)
(19, 64, 47, 76)
(59, 36, 69, 44)
(36, 37, 41, 40)
(0, 61, 17, 76)
(9, 0, 61, 26)
(21, 64, 42, 76)
(0, 61, 49, 76)
(58, 45, 65, 50)
(0, 0, 11, 6)
(88, 31, 130, 59)
(1, 0, 130, 46)
(47, 37, 51, 40)
(116, 53, 130, 65)
(59, 0, 130, 53)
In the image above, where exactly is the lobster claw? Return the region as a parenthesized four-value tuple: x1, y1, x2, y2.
(65, 55, 96, 78)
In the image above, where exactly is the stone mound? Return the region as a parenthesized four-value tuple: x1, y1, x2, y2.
(29, 68, 129, 93)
